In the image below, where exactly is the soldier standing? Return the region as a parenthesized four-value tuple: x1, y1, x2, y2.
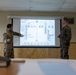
(3, 24, 23, 58)
(58, 17, 72, 59)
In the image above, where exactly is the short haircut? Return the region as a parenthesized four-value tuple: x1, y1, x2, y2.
(7, 24, 12, 28)
(63, 17, 69, 23)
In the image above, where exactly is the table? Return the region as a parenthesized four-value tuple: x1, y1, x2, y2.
(0, 59, 76, 75)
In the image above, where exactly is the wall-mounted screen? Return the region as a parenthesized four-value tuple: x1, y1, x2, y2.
(13, 17, 60, 47)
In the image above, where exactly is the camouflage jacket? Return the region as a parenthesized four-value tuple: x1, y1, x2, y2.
(59, 25, 72, 47)
(3, 31, 13, 50)
(3, 30, 22, 50)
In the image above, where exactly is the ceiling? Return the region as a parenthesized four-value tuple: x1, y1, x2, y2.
(0, 0, 76, 12)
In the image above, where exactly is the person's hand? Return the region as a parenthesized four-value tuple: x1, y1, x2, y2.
(20, 34, 24, 37)
(57, 34, 60, 38)
(7, 39, 11, 42)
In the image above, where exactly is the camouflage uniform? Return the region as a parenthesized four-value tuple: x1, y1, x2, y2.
(3, 30, 13, 58)
(3, 30, 22, 58)
(59, 25, 71, 59)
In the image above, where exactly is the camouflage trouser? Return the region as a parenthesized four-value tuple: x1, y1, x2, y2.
(4, 49, 14, 58)
(60, 46, 69, 59)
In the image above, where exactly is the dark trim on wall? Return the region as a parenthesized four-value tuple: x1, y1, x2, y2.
(71, 42, 76, 44)
(60, 19, 62, 31)
(11, 18, 13, 25)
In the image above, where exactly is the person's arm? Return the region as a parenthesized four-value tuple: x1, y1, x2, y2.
(3, 33, 11, 43)
(13, 31, 23, 37)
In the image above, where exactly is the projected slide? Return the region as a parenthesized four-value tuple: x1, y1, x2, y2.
(20, 19, 55, 46)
